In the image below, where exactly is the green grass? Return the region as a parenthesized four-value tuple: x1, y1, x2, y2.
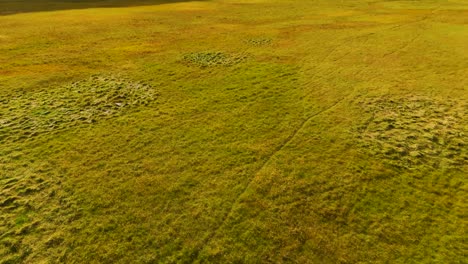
(0, 0, 467, 263)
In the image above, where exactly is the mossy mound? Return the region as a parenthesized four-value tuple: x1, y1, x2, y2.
(0, 76, 158, 142)
(357, 97, 467, 169)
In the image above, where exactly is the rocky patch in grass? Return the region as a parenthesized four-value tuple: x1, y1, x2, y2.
(183, 51, 247, 67)
(357, 97, 467, 169)
(0, 76, 158, 142)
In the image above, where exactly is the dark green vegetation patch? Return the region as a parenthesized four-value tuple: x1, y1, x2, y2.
(0, 76, 157, 142)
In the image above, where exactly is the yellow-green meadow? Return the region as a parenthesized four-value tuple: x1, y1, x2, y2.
(1, 0, 466, 262)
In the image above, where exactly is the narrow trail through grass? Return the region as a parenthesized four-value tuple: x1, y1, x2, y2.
(192, 88, 356, 259)
(1, 0, 466, 262)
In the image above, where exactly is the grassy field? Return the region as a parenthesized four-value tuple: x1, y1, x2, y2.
(0, 0, 467, 262)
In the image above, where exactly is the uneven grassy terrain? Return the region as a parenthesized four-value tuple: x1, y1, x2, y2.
(1, 0, 467, 262)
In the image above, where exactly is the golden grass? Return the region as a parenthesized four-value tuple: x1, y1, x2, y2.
(1, 0, 467, 262)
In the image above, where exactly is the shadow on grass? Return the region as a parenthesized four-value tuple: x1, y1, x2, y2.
(0, 0, 207, 15)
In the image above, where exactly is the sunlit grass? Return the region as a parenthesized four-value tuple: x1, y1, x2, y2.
(0, 0, 467, 262)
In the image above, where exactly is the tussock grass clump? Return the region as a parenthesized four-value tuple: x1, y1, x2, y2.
(0, 76, 158, 142)
(183, 52, 247, 67)
(245, 37, 273, 46)
(357, 97, 467, 168)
